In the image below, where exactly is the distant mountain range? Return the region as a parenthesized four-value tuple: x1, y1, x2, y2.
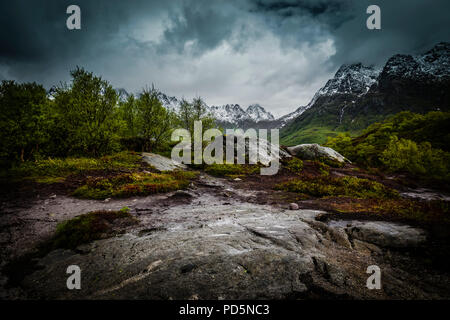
(116, 42, 449, 145)
(280, 42, 450, 145)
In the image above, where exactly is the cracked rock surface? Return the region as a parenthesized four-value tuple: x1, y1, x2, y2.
(1, 175, 449, 299)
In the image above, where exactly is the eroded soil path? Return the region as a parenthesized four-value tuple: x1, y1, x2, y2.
(1, 173, 449, 299)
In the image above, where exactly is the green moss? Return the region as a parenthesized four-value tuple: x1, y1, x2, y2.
(40, 209, 136, 252)
(275, 175, 399, 199)
(72, 170, 197, 199)
(284, 157, 303, 174)
(204, 163, 260, 178)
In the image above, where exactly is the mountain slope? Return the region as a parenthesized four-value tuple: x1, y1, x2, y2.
(281, 42, 450, 146)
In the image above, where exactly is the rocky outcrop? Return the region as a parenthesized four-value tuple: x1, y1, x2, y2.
(286, 144, 349, 163)
(142, 152, 187, 171)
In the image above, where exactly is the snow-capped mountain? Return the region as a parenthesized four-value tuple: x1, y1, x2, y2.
(316, 63, 380, 97)
(276, 63, 380, 128)
(208, 104, 248, 123)
(281, 42, 450, 145)
(246, 104, 275, 122)
(157, 92, 179, 111)
(278, 105, 309, 127)
(381, 42, 450, 81)
(208, 103, 276, 126)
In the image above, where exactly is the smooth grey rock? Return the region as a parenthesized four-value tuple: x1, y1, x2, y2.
(287, 144, 349, 163)
(223, 134, 291, 165)
(142, 152, 187, 171)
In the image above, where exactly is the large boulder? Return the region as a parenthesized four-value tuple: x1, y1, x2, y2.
(286, 143, 349, 163)
(224, 134, 291, 165)
(142, 152, 187, 171)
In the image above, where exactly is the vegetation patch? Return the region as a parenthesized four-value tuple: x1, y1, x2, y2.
(204, 163, 260, 178)
(72, 170, 197, 199)
(41, 207, 136, 252)
(325, 111, 450, 183)
(284, 157, 304, 174)
(322, 198, 450, 223)
(275, 175, 398, 199)
(4, 151, 144, 183)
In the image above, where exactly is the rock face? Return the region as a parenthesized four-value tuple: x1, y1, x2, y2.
(142, 153, 187, 171)
(286, 144, 348, 163)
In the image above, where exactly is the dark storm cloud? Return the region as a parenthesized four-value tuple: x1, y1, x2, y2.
(249, 0, 450, 66)
(0, 0, 449, 115)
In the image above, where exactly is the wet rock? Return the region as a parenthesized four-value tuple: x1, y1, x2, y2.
(329, 220, 427, 248)
(142, 152, 187, 171)
(171, 190, 194, 198)
(289, 203, 299, 210)
(286, 144, 349, 163)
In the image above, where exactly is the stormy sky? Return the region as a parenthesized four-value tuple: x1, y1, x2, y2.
(0, 0, 449, 117)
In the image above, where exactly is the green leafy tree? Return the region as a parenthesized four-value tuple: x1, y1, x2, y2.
(52, 67, 120, 156)
(177, 96, 215, 136)
(118, 94, 138, 138)
(135, 87, 176, 151)
(0, 80, 48, 166)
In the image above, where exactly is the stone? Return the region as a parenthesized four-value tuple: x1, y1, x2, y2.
(286, 143, 349, 163)
(289, 203, 299, 210)
(142, 152, 187, 172)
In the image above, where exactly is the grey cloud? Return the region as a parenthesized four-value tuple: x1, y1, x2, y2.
(0, 0, 449, 115)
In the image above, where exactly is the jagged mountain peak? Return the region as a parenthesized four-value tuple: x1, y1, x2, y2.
(246, 104, 275, 122)
(382, 42, 450, 80)
(208, 104, 248, 123)
(318, 63, 380, 97)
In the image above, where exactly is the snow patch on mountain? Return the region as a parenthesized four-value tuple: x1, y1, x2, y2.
(208, 103, 275, 124)
(246, 104, 275, 122)
(278, 105, 309, 127)
(383, 42, 450, 80)
(316, 63, 380, 97)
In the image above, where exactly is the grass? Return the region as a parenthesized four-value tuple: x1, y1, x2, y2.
(204, 163, 260, 178)
(40, 207, 137, 252)
(4, 151, 144, 183)
(281, 126, 345, 146)
(72, 170, 198, 199)
(275, 175, 399, 199)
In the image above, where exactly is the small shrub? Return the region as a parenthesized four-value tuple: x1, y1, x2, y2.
(284, 157, 303, 174)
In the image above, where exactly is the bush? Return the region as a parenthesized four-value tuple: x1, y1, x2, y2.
(381, 136, 450, 180)
(325, 111, 450, 182)
(284, 157, 303, 174)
